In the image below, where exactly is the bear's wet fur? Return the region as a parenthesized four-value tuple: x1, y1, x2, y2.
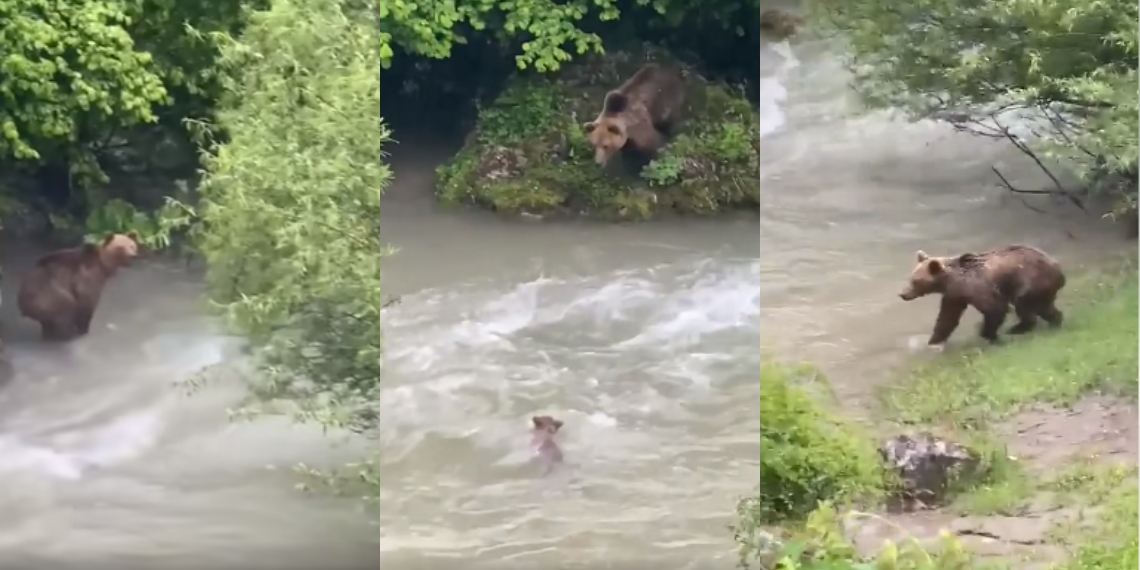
(583, 63, 685, 167)
(18, 232, 140, 341)
(898, 245, 1066, 346)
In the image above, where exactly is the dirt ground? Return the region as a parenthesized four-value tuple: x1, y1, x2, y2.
(843, 396, 1138, 568)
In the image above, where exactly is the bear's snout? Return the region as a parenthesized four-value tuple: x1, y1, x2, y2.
(899, 291, 916, 301)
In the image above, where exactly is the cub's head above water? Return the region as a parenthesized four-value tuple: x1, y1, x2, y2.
(531, 415, 564, 472)
(531, 415, 563, 436)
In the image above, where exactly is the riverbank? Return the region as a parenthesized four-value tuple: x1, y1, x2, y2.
(742, 254, 1138, 569)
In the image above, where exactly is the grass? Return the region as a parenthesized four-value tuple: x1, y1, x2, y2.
(1053, 483, 1138, 570)
(1043, 460, 1139, 570)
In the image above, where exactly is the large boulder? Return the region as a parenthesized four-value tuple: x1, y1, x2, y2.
(435, 44, 760, 220)
(879, 432, 981, 511)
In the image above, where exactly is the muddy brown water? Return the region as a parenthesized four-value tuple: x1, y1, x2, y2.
(0, 6, 1126, 570)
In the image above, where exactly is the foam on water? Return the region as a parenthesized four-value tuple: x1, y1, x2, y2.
(0, 330, 233, 481)
(759, 40, 799, 139)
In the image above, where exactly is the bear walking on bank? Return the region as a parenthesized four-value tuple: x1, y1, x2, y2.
(583, 63, 685, 166)
(898, 245, 1066, 347)
(18, 232, 140, 341)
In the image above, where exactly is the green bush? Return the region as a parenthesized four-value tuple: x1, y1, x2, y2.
(735, 362, 884, 565)
(733, 363, 886, 569)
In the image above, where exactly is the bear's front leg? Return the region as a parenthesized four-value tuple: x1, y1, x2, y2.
(928, 297, 968, 346)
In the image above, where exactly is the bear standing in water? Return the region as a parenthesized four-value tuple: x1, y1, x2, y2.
(18, 232, 139, 341)
(583, 63, 685, 167)
(899, 245, 1066, 347)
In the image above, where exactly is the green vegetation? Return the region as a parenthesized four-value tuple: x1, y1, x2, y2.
(1055, 482, 1138, 570)
(755, 362, 884, 523)
(378, 0, 758, 72)
(193, 0, 387, 432)
(0, 0, 247, 239)
(436, 45, 759, 220)
(0, 0, 760, 235)
(736, 259, 1139, 570)
(809, 0, 1138, 223)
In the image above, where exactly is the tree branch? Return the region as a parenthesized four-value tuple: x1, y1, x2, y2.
(991, 166, 1049, 214)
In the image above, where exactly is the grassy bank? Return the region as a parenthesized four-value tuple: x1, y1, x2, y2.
(739, 256, 1139, 569)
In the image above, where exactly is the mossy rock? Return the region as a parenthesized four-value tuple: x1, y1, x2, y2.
(435, 44, 760, 221)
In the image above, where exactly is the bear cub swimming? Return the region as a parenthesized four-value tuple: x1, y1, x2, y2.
(530, 415, 564, 474)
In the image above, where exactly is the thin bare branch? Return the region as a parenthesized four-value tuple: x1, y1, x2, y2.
(991, 166, 1049, 214)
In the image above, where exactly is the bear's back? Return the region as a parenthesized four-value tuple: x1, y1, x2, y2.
(25, 245, 105, 289)
(617, 65, 684, 122)
(950, 245, 1063, 301)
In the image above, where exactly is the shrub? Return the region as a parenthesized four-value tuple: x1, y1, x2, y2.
(733, 362, 885, 566)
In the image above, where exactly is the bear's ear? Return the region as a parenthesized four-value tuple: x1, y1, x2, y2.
(102, 233, 116, 246)
(583, 121, 597, 134)
(126, 230, 139, 242)
(553, 419, 563, 431)
(531, 416, 542, 428)
(927, 259, 944, 275)
(602, 91, 630, 114)
(915, 250, 929, 262)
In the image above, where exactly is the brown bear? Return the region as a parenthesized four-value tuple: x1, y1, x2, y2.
(759, 8, 805, 41)
(583, 63, 685, 166)
(898, 245, 1066, 346)
(530, 415, 564, 474)
(18, 232, 140, 341)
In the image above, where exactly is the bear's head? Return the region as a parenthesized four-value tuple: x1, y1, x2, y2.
(99, 231, 140, 270)
(899, 250, 953, 301)
(531, 415, 563, 435)
(583, 117, 627, 166)
(759, 9, 804, 39)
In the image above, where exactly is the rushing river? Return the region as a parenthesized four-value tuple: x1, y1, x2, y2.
(0, 4, 1125, 569)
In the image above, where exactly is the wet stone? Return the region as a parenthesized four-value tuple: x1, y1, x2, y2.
(879, 433, 980, 511)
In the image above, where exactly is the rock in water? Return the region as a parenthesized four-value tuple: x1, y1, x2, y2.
(879, 433, 979, 511)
